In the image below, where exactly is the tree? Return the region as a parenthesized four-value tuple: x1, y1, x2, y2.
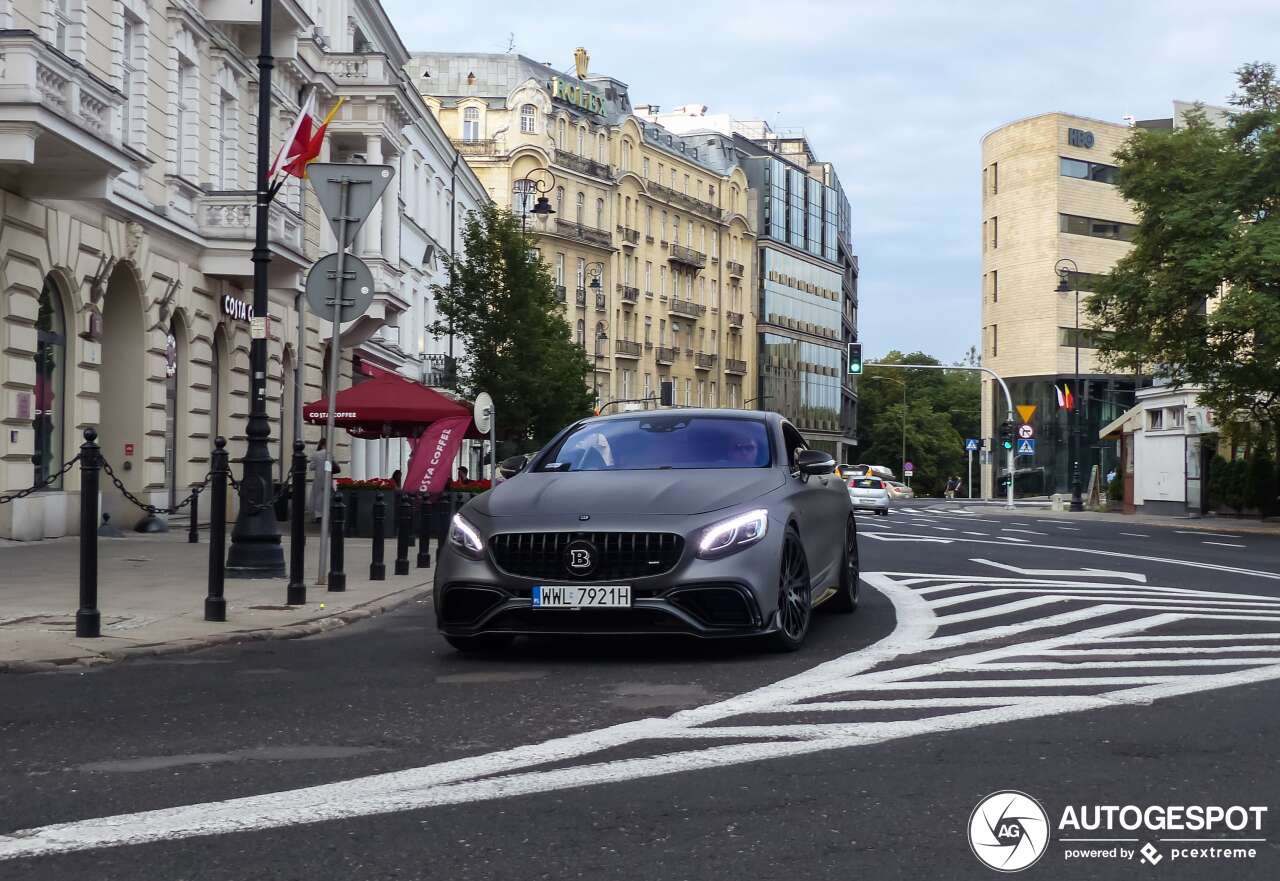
(429, 206, 593, 450)
(1086, 61, 1280, 448)
(855, 350, 980, 495)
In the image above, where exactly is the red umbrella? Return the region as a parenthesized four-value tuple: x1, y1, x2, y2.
(303, 373, 482, 439)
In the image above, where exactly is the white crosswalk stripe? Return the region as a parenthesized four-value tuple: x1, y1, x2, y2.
(4, 570, 1280, 860)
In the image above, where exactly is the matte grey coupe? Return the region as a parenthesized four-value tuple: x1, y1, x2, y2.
(433, 409, 860, 652)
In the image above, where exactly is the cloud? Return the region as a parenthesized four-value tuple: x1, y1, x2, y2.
(382, 0, 1280, 361)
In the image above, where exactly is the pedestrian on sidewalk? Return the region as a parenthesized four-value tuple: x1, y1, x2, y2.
(945, 475, 960, 499)
(308, 437, 339, 522)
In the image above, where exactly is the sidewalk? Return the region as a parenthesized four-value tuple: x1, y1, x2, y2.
(0, 527, 434, 673)
(966, 503, 1280, 536)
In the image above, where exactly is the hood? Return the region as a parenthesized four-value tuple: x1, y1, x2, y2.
(473, 469, 785, 517)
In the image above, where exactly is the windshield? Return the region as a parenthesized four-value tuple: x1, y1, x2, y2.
(539, 415, 772, 471)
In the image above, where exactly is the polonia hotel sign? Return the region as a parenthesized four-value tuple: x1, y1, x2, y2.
(550, 77, 605, 115)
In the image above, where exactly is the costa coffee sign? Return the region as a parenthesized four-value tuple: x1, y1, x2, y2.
(222, 294, 254, 322)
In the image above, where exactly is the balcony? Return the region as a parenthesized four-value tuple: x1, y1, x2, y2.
(555, 284, 567, 303)
(0, 32, 137, 197)
(726, 311, 744, 328)
(727, 260, 745, 278)
(668, 243, 707, 269)
(618, 227, 640, 247)
(450, 138, 498, 157)
(420, 354, 458, 389)
(614, 339, 642, 359)
(198, 190, 306, 283)
(595, 292, 607, 311)
(694, 352, 717, 370)
(554, 149, 614, 181)
(575, 287, 587, 306)
(669, 299, 706, 319)
(656, 346, 677, 365)
(725, 358, 748, 375)
(618, 285, 640, 304)
(646, 181, 724, 220)
(554, 218, 614, 249)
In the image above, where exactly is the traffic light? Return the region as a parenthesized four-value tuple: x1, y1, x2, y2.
(847, 342, 863, 375)
(998, 421, 1015, 450)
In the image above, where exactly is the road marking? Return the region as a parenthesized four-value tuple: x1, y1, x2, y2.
(863, 533, 954, 544)
(1002, 528, 1048, 536)
(1057, 527, 1081, 531)
(927, 525, 956, 532)
(1177, 530, 1241, 539)
(1120, 533, 1150, 538)
(1203, 541, 1247, 548)
(5, 565, 1280, 860)
(963, 531, 989, 537)
(998, 536, 1030, 543)
(970, 558, 1147, 583)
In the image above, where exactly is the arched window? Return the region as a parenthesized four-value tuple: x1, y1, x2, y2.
(33, 274, 67, 487)
(520, 103, 537, 134)
(555, 186, 564, 215)
(557, 118, 566, 149)
(597, 133, 606, 162)
(576, 319, 585, 346)
(621, 140, 630, 171)
(462, 107, 480, 142)
(164, 318, 181, 507)
(595, 197, 604, 229)
(575, 191, 584, 224)
(577, 126, 585, 155)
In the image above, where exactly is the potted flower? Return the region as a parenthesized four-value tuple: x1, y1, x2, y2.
(333, 477, 402, 537)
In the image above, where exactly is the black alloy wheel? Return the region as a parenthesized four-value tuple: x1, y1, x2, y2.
(826, 516, 860, 613)
(767, 526, 812, 652)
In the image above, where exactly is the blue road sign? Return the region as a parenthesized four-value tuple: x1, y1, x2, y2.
(1017, 438, 1036, 456)
(965, 438, 980, 451)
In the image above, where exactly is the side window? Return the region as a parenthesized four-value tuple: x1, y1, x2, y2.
(781, 423, 806, 471)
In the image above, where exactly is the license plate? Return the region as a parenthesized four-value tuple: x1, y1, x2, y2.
(532, 585, 632, 608)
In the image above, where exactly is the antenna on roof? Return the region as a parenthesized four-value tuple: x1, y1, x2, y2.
(505, 32, 515, 53)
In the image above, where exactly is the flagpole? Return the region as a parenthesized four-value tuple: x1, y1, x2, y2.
(227, 0, 285, 577)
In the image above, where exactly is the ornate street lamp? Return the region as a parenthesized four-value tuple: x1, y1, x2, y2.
(514, 170, 556, 232)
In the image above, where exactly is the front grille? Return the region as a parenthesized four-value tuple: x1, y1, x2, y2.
(489, 532, 684, 580)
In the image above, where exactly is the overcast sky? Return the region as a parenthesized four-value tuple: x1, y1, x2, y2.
(382, 0, 1279, 363)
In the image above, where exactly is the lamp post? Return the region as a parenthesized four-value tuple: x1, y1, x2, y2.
(1055, 258, 1085, 512)
(866, 374, 907, 481)
(226, 0, 284, 577)
(586, 262, 606, 409)
(514, 170, 556, 232)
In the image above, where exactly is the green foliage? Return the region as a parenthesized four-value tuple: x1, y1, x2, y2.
(1209, 456, 1250, 512)
(855, 350, 980, 496)
(429, 206, 593, 449)
(1108, 475, 1124, 501)
(1246, 451, 1278, 514)
(1086, 61, 1280, 432)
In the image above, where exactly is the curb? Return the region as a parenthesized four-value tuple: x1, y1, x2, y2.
(0, 585, 432, 675)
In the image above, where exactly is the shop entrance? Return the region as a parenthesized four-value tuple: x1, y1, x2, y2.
(99, 264, 146, 526)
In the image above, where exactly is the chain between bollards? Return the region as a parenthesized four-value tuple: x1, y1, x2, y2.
(76, 429, 101, 639)
(328, 492, 346, 592)
(286, 440, 307, 605)
(188, 484, 201, 543)
(394, 493, 412, 576)
(205, 437, 229, 622)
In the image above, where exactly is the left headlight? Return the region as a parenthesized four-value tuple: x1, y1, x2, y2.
(696, 508, 769, 559)
(448, 514, 485, 559)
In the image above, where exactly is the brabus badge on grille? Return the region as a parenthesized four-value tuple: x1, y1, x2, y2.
(578, 514, 590, 521)
(565, 539, 597, 576)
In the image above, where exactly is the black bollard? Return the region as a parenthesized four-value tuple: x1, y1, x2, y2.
(394, 493, 412, 576)
(286, 439, 307, 605)
(187, 484, 200, 543)
(205, 437, 228, 622)
(369, 492, 387, 581)
(415, 493, 432, 569)
(328, 492, 346, 592)
(76, 429, 101, 638)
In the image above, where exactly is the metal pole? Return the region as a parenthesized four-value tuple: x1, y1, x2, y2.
(76, 428, 101, 638)
(328, 491, 346, 591)
(294, 290, 305, 446)
(901, 381, 907, 484)
(487, 405, 497, 481)
(205, 437, 228, 621)
(394, 492, 412, 576)
(1070, 286, 1084, 511)
(370, 491, 386, 580)
(316, 176, 351, 585)
(287, 439, 307, 604)
(226, 0, 283, 577)
(968, 448, 973, 500)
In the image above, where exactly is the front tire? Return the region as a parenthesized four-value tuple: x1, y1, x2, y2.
(766, 526, 812, 652)
(826, 516, 860, 613)
(444, 634, 516, 653)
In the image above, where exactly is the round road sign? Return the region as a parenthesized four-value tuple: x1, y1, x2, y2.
(1018, 424, 1035, 439)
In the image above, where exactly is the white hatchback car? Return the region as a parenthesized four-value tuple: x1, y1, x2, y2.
(847, 476, 890, 515)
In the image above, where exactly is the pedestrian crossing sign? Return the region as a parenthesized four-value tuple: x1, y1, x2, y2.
(1017, 438, 1036, 455)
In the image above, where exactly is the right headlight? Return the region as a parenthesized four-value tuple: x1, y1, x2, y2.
(447, 514, 485, 559)
(696, 508, 769, 559)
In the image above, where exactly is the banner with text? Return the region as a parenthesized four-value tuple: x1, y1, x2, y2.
(403, 415, 470, 495)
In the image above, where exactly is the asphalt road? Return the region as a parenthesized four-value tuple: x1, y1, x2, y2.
(2, 500, 1279, 880)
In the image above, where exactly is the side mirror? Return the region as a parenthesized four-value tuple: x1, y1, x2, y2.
(796, 449, 836, 476)
(497, 454, 528, 480)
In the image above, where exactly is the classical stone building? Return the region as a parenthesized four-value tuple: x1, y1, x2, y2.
(408, 50, 758, 414)
(0, 0, 486, 540)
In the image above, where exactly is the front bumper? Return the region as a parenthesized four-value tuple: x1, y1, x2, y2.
(433, 513, 785, 639)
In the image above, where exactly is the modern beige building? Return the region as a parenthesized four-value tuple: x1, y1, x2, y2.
(0, 0, 487, 540)
(409, 50, 758, 413)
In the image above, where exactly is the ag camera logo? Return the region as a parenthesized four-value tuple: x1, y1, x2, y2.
(969, 790, 1050, 872)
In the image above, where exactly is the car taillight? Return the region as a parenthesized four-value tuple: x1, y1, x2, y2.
(880, 481, 887, 489)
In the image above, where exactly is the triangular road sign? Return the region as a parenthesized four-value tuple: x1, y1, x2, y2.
(1016, 404, 1037, 424)
(308, 163, 395, 249)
